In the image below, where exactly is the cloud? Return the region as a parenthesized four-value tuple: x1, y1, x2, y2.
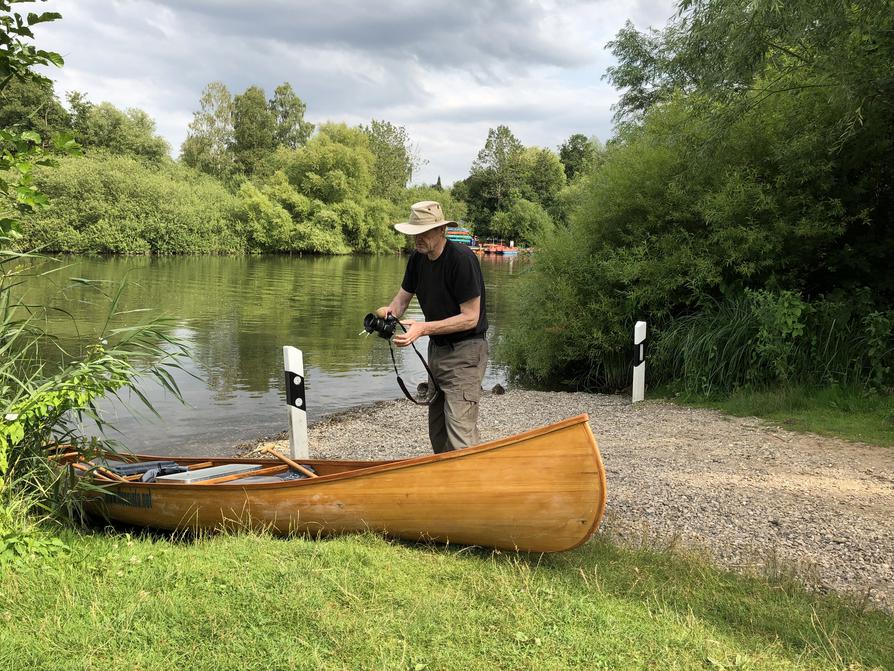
(37, 0, 676, 184)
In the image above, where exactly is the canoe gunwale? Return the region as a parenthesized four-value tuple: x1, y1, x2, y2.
(109, 413, 598, 493)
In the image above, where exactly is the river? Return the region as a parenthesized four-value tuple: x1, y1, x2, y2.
(18, 254, 525, 455)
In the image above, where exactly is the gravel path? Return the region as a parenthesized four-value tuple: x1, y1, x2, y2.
(244, 389, 894, 611)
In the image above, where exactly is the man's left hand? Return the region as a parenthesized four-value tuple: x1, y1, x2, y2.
(393, 320, 426, 347)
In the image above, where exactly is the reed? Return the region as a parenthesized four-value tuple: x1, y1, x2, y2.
(656, 292, 893, 395)
(0, 246, 187, 530)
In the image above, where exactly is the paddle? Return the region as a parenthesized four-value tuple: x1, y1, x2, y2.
(259, 447, 319, 478)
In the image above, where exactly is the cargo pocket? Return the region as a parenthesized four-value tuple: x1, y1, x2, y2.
(461, 384, 481, 403)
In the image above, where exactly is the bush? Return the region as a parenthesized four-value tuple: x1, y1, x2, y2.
(501, 86, 892, 391)
(23, 153, 241, 254)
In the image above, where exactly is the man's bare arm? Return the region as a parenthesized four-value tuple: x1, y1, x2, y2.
(377, 288, 413, 319)
(392, 296, 481, 347)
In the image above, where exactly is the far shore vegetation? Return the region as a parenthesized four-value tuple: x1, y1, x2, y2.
(1, 2, 892, 668)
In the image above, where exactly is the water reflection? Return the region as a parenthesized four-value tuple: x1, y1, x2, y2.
(19, 254, 525, 454)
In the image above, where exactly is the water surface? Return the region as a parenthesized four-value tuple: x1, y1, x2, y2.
(21, 254, 525, 454)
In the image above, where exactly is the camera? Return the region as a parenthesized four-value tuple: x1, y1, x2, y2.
(364, 312, 398, 339)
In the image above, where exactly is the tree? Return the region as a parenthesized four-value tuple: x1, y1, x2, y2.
(281, 123, 374, 204)
(66, 92, 169, 161)
(469, 125, 524, 213)
(502, 0, 894, 391)
(0, 3, 69, 238)
(361, 119, 424, 201)
(490, 198, 553, 245)
(269, 82, 313, 149)
(233, 85, 275, 175)
(180, 81, 235, 179)
(0, 77, 69, 140)
(518, 146, 566, 212)
(558, 133, 601, 181)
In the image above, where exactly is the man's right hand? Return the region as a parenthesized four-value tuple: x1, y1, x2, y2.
(376, 306, 392, 318)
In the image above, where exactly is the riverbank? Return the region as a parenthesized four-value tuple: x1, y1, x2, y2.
(246, 389, 894, 611)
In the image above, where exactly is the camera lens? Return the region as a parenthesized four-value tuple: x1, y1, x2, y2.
(363, 313, 395, 339)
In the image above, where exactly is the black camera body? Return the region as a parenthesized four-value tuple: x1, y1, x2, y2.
(364, 312, 398, 339)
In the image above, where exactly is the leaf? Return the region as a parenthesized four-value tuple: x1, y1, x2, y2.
(26, 12, 63, 26)
(35, 49, 63, 67)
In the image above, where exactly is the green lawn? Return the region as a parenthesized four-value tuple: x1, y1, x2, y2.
(666, 385, 894, 446)
(1, 530, 891, 670)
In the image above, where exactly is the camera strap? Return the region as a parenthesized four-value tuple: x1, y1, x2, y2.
(387, 322, 441, 406)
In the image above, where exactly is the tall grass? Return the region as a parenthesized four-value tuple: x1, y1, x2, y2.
(656, 291, 893, 396)
(0, 246, 186, 538)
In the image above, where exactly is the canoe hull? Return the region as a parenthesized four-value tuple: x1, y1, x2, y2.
(87, 414, 606, 553)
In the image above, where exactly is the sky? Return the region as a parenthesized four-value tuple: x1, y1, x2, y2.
(37, 0, 677, 185)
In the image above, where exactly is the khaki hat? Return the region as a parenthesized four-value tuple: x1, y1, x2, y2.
(394, 200, 455, 235)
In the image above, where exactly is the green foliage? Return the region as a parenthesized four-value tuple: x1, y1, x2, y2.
(67, 92, 169, 161)
(459, 126, 565, 239)
(361, 119, 423, 201)
(233, 85, 275, 175)
(0, 526, 67, 565)
(180, 81, 236, 181)
(22, 153, 241, 254)
(279, 123, 374, 204)
(0, 2, 63, 87)
(269, 82, 313, 149)
(0, 76, 69, 139)
(0, 1, 188, 557)
(0, 251, 188, 522)
(517, 146, 566, 213)
(490, 198, 552, 246)
(468, 124, 524, 217)
(503, 1, 893, 392)
(657, 292, 893, 396)
(235, 181, 294, 253)
(557, 133, 602, 181)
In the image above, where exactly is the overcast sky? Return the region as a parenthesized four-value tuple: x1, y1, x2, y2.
(37, 0, 676, 185)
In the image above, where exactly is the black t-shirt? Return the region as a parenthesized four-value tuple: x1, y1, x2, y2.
(401, 240, 488, 345)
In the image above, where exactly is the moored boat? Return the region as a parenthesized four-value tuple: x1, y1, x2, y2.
(446, 226, 475, 246)
(79, 415, 606, 553)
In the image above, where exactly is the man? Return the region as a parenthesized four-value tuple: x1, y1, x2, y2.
(378, 200, 488, 454)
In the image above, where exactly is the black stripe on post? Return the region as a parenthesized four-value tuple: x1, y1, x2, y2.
(285, 371, 306, 410)
(633, 341, 646, 367)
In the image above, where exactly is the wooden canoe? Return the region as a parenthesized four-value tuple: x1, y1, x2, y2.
(84, 414, 607, 553)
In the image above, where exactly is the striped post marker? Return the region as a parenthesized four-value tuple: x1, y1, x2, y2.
(632, 321, 647, 403)
(283, 346, 308, 459)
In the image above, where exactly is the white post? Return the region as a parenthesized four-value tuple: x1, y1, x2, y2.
(283, 346, 308, 459)
(632, 321, 647, 403)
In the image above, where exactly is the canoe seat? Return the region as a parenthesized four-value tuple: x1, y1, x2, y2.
(157, 463, 262, 483)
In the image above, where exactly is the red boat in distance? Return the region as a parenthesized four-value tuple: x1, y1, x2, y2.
(483, 240, 519, 256)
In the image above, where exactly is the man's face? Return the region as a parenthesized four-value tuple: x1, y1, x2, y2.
(413, 226, 445, 256)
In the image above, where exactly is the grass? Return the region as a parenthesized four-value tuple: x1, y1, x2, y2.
(1, 529, 892, 670)
(662, 385, 894, 447)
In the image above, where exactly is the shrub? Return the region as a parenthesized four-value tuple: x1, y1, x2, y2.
(23, 153, 241, 254)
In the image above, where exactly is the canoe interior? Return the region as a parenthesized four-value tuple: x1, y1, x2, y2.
(103, 453, 395, 479)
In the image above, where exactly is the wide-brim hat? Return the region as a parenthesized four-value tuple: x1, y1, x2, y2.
(394, 200, 456, 235)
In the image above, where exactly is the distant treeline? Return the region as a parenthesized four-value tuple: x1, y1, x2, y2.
(2, 78, 593, 254)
